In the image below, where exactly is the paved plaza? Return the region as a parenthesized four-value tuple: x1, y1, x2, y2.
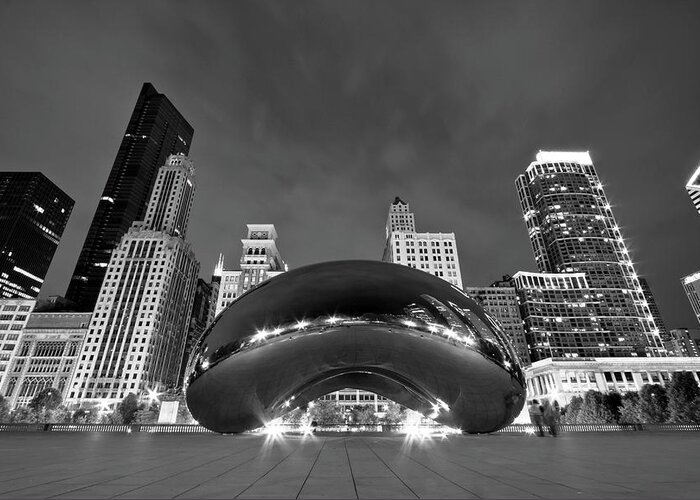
(0, 431, 697, 499)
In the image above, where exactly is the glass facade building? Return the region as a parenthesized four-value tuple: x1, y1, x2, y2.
(0, 172, 73, 299)
(516, 151, 665, 357)
(66, 83, 193, 312)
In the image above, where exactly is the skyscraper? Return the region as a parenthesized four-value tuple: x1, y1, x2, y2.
(66, 83, 193, 312)
(682, 271, 700, 327)
(516, 151, 664, 356)
(214, 225, 286, 317)
(0, 172, 73, 299)
(686, 164, 700, 216)
(382, 197, 463, 288)
(639, 278, 668, 342)
(464, 282, 530, 365)
(67, 155, 199, 407)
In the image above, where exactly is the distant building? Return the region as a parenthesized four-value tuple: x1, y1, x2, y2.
(525, 357, 700, 405)
(213, 225, 286, 317)
(0, 172, 73, 299)
(1, 312, 90, 408)
(686, 164, 700, 216)
(464, 283, 530, 365)
(66, 83, 193, 312)
(382, 197, 462, 287)
(181, 278, 213, 383)
(67, 155, 199, 408)
(665, 328, 700, 357)
(638, 278, 668, 341)
(0, 298, 35, 389)
(682, 271, 700, 327)
(516, 151, 665, 356)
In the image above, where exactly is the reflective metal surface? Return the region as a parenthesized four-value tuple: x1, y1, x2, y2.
(185, 260, 525, 433)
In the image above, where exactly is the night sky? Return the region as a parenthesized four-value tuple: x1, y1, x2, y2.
(2, 1, 700, 327)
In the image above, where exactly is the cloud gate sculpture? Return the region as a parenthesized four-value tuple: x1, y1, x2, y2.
(185, 260, 525, 433)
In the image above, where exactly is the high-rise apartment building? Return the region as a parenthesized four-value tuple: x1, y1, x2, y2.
(214, 225, 286, 317)
(516, 151, 664, 357)
(67, 155, 199, 407)
(686, 164, 700, 216)
(512, 272, 637, 360)
(464, 283, 530, 365)
(66, 83, 193, 312)
(682, 271, 700, 327)
(0, 173, 73, 299)
(1, 312, 90, 408)
(639, 278, 668, 342)
(382, 197, 462, 287)
(0, 298, 35, 388)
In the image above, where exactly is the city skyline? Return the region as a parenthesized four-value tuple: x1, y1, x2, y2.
(2, 2, 700, 327)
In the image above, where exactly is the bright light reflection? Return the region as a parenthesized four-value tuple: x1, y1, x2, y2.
(403, 320, 417, 328)
(296, 320, 309, 330)
(326, 316, 339, 324)
(146, 388, 161, 405)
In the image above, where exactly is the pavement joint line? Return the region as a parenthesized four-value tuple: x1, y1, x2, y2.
(343, 438, 359, 499)
(39, 441, 258, 499)
(108, 440, 268, 499)
(361, 437, 419, 499)
(373, 441, 481, 498)
(232, 441, 301, 498)
(172, 447, 271, 499)
(396, 440, 542, 498)
(295, 437, 328, 499)
(436, 439, 644, 494)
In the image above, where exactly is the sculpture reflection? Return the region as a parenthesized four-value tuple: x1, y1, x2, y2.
(185, 260, 525, 433)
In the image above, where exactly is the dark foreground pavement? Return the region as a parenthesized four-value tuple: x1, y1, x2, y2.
(0, 431, 697, 499)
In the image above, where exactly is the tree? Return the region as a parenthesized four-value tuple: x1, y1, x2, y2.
(349, 405, 378, 425)
(667, 372, 700, 423)
(638, 384, 668, 423)
(576, 391, 615, 424)
(308, 400, 344, 426)
(618, 392, 643, 424)
(602, 392, 623, 422)
(133, 403, 160, 424)
(382, 401, 406, 425)
(562, 396, 583, 424)
(0, 395, 11, 423)
(28, 388, 63, 423)
(72, 406, 98, 424)
(117, 393, 141, 425)
(11, 406, 37, 423)
(281, 407, 305, 425)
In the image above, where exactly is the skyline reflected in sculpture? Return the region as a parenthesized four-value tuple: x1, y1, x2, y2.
(185, 260, 526, 433)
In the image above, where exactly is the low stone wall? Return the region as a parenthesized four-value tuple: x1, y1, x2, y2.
(1, 422, 699, 433)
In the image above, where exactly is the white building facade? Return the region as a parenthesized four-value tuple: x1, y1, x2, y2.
(1, 312, 90, 408)
(525, 357, 700, 406)
(214, 224, 286, 318)
(381, 197, 462, 287)
(67, 155, 199, 408)
(0, 298, 35, 389)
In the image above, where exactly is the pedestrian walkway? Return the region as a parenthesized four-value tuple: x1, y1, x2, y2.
(0, 431, 696, 498)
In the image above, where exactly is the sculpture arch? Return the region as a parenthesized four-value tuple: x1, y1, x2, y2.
(185, 260, 525, 433)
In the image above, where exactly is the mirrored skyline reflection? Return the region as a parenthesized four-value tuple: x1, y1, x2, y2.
(2, 1, 700, 326)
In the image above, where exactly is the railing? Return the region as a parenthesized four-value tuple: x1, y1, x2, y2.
(1, 422, 699, 433)
(496, 423, 700, 433)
